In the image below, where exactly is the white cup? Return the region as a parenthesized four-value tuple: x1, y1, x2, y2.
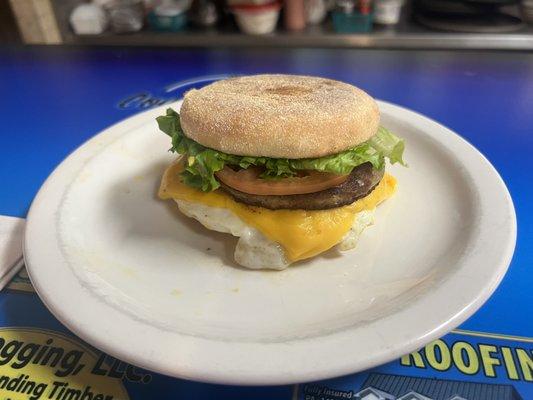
(232, 4, 281, 34)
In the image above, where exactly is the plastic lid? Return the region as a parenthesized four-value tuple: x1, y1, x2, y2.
(230, 1, 281, 11)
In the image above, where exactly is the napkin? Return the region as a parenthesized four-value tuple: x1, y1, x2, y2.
(0, 216, 25, 290)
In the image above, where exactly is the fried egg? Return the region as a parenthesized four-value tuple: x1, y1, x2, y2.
(176, 199, 375, 270)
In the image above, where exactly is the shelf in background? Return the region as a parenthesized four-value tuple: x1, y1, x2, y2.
(50, 0, 532, 52)
(63, 14, 533, 50)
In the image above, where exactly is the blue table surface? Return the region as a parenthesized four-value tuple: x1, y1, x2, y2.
(1, 46, 532, 339)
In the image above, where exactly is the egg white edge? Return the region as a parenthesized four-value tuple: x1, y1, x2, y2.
(175, 199, 375, 270)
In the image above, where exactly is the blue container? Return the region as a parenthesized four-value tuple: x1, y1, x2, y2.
(148, 6, 188, 32)
(332, 11, 373, 32)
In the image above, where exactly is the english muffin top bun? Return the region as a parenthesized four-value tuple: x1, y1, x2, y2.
(179, 74, 380, 159)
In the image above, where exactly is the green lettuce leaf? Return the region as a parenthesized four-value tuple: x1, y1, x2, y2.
(369, 126, 407, 166)
(290, 143, 384, 174)
(156, 108, 406, 192)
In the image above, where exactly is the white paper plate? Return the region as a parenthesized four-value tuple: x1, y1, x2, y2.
(24, 101, 516, 385)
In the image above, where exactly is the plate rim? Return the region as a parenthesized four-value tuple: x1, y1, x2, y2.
(24, 100, 517, 385)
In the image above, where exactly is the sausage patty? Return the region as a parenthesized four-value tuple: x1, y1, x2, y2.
(219, 162, 384, 210)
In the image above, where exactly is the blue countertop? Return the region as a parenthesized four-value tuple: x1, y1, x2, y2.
(0, 47, 532, 398)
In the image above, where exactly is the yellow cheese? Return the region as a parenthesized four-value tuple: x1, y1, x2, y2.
(159, 162, 396, 261)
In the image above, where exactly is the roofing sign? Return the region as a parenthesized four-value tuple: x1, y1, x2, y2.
(298, 330, 533, 400)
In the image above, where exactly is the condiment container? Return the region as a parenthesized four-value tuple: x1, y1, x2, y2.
(148, 2, 188, 30)
(305, 0, 327, 24)
(231, 2, 281, 34)
(374, 0, 402, 24)
(284, 0, 307, 30)
(522, 0, 533, 24)
(104, 0, 145, 33)
(332, 0, 373, 32)
(189, 0, 219, 27)
(70, 3, 108, 34)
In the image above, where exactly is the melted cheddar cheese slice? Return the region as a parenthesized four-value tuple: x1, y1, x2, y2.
(159, 162, 396, 262)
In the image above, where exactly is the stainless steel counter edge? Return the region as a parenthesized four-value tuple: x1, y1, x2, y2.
(70, 31, 533, 50)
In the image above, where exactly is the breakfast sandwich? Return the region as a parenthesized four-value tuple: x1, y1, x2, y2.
(157, 74, 405, 269)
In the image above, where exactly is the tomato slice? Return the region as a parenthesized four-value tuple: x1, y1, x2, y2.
(215, 167, 349, 196)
